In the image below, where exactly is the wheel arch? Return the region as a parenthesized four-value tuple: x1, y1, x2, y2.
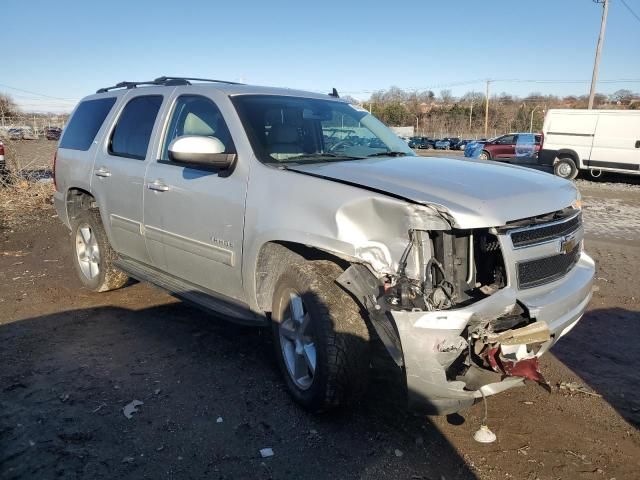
(66, 187, 97, 222)
(554, 149, 582, 168)
(253, 241, 354, 313)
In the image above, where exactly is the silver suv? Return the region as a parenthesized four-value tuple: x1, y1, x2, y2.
(53, 77, 594, 415)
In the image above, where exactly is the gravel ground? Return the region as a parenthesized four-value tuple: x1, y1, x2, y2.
(1, 141, 639, 480)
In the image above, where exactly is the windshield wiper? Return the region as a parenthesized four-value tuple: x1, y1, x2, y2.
(288, 153, 364, 161)
(366, 151, 409, 158)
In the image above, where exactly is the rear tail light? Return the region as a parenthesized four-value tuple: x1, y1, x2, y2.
(53, 150, 58, 190)
(540, 133, 544, 149)
(0, 142, 4, 156)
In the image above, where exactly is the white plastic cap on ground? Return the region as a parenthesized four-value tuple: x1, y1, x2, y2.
(473, 425, 497, 444)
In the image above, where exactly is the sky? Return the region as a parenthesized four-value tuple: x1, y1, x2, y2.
(2, 0, 640, 112)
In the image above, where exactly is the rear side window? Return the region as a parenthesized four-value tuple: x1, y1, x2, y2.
(110, 95, 163, 160)
(59, 98, 116, 151)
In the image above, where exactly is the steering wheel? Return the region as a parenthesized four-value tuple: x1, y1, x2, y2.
(328, 139, 355, 153)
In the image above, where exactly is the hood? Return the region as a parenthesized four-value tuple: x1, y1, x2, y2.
(289, 155, 578, 228)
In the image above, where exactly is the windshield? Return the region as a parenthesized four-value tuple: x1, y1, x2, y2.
(232, 95, 414, 164)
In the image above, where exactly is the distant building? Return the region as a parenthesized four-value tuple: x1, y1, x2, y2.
(389, 126, 414, 138)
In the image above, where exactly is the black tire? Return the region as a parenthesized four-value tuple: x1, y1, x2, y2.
(554, 157, 579, 180)
(70, 209, 128, 292)
(271, 260, 370, 412)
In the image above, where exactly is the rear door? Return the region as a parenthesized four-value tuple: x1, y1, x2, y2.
(92, 91, 166, 264)
(142, 90, 249, 302)
(589, 112, 640, 173)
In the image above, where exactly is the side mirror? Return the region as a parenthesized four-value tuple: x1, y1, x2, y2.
(168, 135, 236, 169)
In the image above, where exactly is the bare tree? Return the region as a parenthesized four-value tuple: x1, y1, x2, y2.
(439, 89, 454, 104)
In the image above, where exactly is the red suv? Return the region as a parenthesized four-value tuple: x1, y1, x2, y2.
(476, 133, 542, 160)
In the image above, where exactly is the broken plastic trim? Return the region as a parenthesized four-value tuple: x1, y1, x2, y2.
(336, 265, 404, 367)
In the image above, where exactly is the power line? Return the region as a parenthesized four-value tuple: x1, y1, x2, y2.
(0, 83, 78, 101)
(620, 0, 640, 23)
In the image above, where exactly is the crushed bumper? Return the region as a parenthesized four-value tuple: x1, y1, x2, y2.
(391, 252, 595, 415)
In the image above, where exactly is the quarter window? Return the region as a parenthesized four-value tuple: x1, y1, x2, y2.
(110, 95, 163, 160)
(161, 95, 234, 161)
(59, 97, 116, 151)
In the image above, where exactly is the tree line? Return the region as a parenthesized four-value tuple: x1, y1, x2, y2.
(346, 87, 639, 138)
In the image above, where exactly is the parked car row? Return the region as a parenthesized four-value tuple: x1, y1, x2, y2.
(410, 136, 483, 151)
(0, 126, 63, 141)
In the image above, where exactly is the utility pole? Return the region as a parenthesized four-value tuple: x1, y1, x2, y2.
(530, 105, 539, 132)
(588, 0, 609, 109)
(484, 80, 491, 137)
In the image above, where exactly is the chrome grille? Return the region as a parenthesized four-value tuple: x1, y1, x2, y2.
(517, 244, 581, 289)
(510, 213, 581, 248)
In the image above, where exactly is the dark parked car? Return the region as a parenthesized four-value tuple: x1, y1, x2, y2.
(408, 137, 434, 149)
(45, 127, 62, 140)
(464, 133, 541, 160)
(444, 137, 460, 149)
(434, 139, 451, 150)
(8, 128, 24, 140)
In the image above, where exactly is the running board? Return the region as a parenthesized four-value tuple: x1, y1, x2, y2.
(114, 256, 263, 326)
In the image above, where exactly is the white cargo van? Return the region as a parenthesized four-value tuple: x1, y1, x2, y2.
(539, 109, 640, 179)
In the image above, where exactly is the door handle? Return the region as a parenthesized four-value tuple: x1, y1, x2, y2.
(635, 140, 640, 148)
(147, 180, 169, 192)
(94, 167, 111, 178)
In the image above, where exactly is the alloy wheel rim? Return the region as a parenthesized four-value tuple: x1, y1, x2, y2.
(279, 292, 317, 390)
(75, 223, 100, 279)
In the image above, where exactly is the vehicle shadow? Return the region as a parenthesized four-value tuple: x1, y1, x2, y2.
(576, 170, 640, 185)
(0, 303, 477, 480)
(552, 307, 640, 428)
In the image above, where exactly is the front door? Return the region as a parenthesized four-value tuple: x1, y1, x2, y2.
(492, 134, 517, 158)
(143, 92, 248, 302)
(92, 92, 166, 264)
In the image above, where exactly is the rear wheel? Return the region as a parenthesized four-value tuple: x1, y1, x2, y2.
(554, 157, 578, 180)
(478, 150, 490, 160)
(271, 261, 370, 412)
(70, 209, 128, 292)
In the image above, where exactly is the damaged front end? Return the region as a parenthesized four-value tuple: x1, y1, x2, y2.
(338, 207, 593, 415)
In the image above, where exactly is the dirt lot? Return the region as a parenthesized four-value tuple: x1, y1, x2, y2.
(1, 141, 639, 479)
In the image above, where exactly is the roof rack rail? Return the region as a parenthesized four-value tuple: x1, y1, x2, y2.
(96, 76, 244, 94)
(153, 76, 244, 86)
(96, 81, 159, 94)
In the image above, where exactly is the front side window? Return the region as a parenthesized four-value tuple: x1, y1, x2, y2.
(496, 134, 516, 145)
(60, 97, 116, 151)
(232, 95, 414, 164)
(110, 95, 163, 160)
(161, 95, 234, 161)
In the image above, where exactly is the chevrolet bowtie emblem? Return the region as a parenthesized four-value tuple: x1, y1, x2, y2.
(559, 233, 578, 255)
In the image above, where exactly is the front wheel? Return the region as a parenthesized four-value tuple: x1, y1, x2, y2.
(554, 157, 579, 180)
(70, 209, 128, 292)
(271, 261, 370, 412)
(478, 150, 490, 160)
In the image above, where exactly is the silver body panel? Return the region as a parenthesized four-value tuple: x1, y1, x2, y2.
(54, 82, 595, 414)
